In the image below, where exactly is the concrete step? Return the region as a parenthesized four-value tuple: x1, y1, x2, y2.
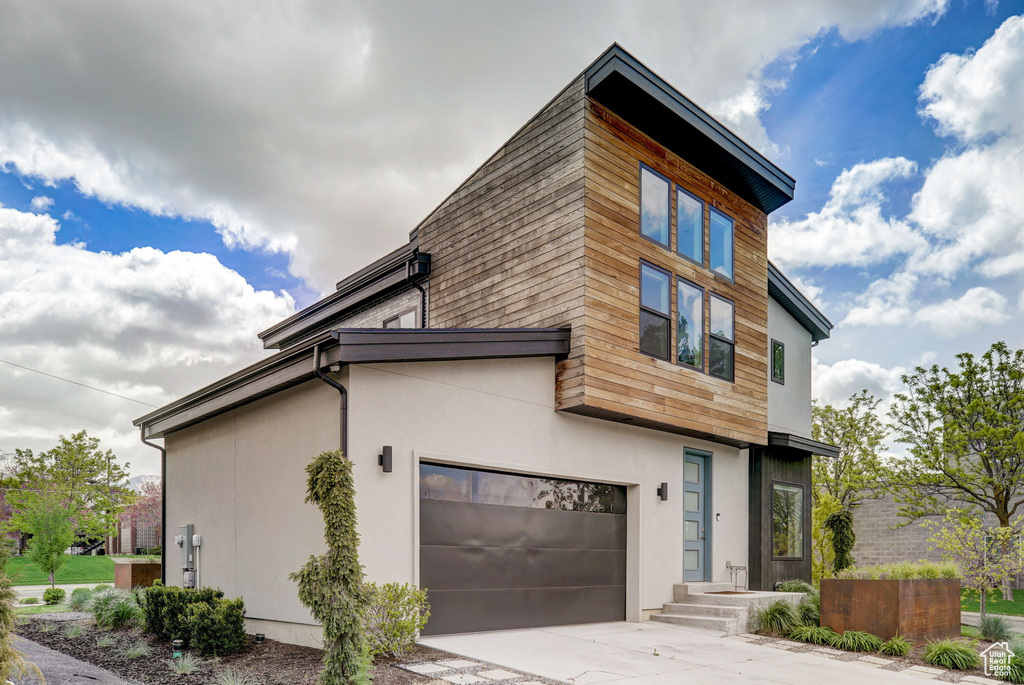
(661, 602, 747, 619)
(687, 591, 805, 608)
(672, 582, 735, 601)
(650, 612, 741, 634)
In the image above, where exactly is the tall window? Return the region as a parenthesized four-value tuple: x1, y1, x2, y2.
(772, 482, 803, 558)
(676, 279, 703, 368)
(639, 262, 671, 360)
(709, 208, 734, 280)
(708, 294, 734, 381)
(676, 188, 703, 264)
(771, 339, 785, 384)
(640, 166, 670, 247)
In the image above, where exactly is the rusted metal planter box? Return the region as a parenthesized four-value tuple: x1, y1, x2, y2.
(113, 558, 161, 590)
(820, 578, 960, 643)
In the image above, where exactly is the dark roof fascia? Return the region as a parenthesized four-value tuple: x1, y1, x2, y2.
(135, 328, 571, 439)
(257, 242, 417, 350)
(767, 261, 833, 343)
(585, 45, 795, 214)
(768, 431, 841, 458)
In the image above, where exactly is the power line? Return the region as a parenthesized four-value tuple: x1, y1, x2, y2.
(0, 358, 157, 408)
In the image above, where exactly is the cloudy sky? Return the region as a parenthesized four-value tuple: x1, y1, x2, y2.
(0, 0, 1019, 475)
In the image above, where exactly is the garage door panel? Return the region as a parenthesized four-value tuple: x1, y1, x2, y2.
(420, 545, 627, 591)
(420, 499, 626, 550)
(423, 586, 625, 635)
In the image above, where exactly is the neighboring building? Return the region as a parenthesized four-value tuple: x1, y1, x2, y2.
(134, 45, 836, 644)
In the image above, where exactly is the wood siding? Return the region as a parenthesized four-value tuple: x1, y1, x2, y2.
(572, 100, 769, 445)
(417, 77, 588, 407)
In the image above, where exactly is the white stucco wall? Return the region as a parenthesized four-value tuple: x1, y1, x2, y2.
(164, 357, 749, 644)
(767, 298, 813, 437)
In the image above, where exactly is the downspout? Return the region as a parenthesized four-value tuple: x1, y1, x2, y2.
(412, 281, 427, 328)
(139, 431, 167, 585)
(313, 342, 348, 456)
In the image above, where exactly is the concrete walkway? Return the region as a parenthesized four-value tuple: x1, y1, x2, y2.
(12, 635, 140, 685)
(420, 621, 982, 685)
(963, 610, 1024, 633)
(13, 583, 100, 602)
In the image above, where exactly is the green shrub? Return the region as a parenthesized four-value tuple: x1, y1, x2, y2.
(753, 600, 798, 636)
(42, 587, 66, 605)
(120, 638, 152, 660)
(38, 623, 56, 632)
(142, 585, 224, 642)
(216, 667, 261, 685)
(776, 579, 815, 594)
(168, 653, 203, 674)
(19, 597, 38, 605)
(185, 597, 247, 657)
(879, 634, 912, 657)
(90, 588, 142, 629)
(96, 635, 115, 648)
(69, 587, 93, 611)
(961, 625, 982, 639)
(838, 561, 960, 580)
(789, 625, 839, 645)
(980, 614, 1012, 642)
(64, 624, 86, 638)
(797, 593, 819, 626)
(833, 630, 883, 652)
(363, 582, 430, 657)
(922, 638, 980, 670)
(93, 584, 111, 592)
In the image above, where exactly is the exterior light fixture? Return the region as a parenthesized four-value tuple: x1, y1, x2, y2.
(254, 633, 265, 645)
(171, 640, 183, 658)
(379, 446, 393, 473)
(329, 363, 341, 373)
(657, 482, 668, 501)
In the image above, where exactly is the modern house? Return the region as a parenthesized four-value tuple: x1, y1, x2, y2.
(134, 45, 836, 644)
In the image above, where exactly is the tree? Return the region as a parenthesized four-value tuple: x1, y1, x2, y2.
(811, 390, 889, 509)
(119, 478, 162, 545)
(7, 431, 133, 540)
(0, 542, 44, 684)
(24, 494, 75, 588)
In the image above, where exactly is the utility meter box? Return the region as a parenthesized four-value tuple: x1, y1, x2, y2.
(177, 524, 195, 571)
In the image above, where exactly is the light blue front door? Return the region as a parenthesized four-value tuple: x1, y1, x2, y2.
(684, 451, 708, 581)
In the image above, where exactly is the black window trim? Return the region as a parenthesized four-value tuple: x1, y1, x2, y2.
(771, 338, 785, 385)
(770, 479, 806, 561)
(638, 163, 672, 250)
(707, 292, 735, 383)
(639, 260, 672, 362)
(675, 186, 705, 268)
(675, 276, 706, 373)
(708, 205, 736, 284)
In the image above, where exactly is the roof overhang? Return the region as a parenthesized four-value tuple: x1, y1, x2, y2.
(768, 431, 840, 458)
(767, 261, 833, 343)
(585, 45, 795, 214)
(134, 328, 571, 439)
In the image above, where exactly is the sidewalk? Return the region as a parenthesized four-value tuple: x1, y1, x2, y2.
(12, 635, 141, 685)
(962, 610, 1024, 633)
(13, 583, 100, 602)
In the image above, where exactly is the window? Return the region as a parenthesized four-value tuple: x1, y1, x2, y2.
(708, 294, 734, 381)
(709, 208, 734, 280)
(383, 308, 417, 329)
(640, 166, 670, 247)
(676, 279, 704, 368)
(772, 482, 803, 558)
(639, 262, 671, 360)
(771, 339, 785, 384)
(676, 188, 703, 264)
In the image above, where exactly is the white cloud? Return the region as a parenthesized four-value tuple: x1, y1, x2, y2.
(842, 271, 918, 327)
(770, 158, 925, 268)
(29, 195, 53, 211)
(0, 204, 294, 473)
(812, 356, 907, 408)
(914, 286, 1009, 335)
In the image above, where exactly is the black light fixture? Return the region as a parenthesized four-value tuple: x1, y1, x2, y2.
(254, 633, 265, 645)
(657, 482, 668, 501)
(171, 640, 183, 658)
(379, 446, 393, 473)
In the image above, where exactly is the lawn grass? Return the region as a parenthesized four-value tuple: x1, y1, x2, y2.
(961, 588, 1024, 617)
(14, 603, 73, 615)
(8, 555, 116, 585)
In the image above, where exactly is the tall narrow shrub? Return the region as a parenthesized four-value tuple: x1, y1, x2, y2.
(0, 542, 44, 684)
(824, 508, 856, 573)
(290, 449, 371, 684)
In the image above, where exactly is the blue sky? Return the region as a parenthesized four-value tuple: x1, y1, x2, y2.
(0, 0, 1019, 474)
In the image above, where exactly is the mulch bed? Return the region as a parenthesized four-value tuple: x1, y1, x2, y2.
(16, 616, 455, 685)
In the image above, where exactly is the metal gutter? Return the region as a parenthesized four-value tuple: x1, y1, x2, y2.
(767, 431, 840, 458)
(139, 434, 167, 584)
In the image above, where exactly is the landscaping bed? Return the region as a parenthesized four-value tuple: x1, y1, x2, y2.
(16, 615, 455, 685)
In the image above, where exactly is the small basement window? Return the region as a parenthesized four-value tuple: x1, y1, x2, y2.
(771, 482, 803, 559)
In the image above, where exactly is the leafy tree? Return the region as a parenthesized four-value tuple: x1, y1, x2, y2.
(24, 494, 76, 588)
(0, 540, 44, 684)
(119, 478, 162, 540)
(7, 430, 133, 540)
(290, 450, 371, 684)
(811, 493, 840, 582)
(811, 390, 889, 509)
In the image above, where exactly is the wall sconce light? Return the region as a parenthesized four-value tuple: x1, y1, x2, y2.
(329, 363, 341, 373)
(657, 482, 668, 501)
(379, 446, 393, 473)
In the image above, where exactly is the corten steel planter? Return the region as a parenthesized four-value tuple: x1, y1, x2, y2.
(113, 558, 162, 590)
(820, 578, 960, 643)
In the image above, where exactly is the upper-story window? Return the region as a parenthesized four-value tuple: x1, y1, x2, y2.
(639, 262, 671, 360)
(708, 294, 735, 381)
(676, 278, 703, 368)
(384, 307, 417, 329)
(676, 188, 703, 265)
(640, 165, 670, 247)
(709, 208, 734, 281)
(771, 339, 785, 384)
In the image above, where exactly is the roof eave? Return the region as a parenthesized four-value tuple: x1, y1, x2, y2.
(767, 261, 833, 343)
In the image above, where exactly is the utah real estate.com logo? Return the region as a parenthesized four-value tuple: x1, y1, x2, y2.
(981, 642, 1015, 678)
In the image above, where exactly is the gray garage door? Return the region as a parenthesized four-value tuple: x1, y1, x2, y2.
(419, 463, 626, 635)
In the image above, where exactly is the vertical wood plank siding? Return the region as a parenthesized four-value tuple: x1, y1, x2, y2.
(575, 100, 769, 444)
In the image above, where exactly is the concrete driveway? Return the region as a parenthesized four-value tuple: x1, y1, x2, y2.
(420, 622, 978, 685)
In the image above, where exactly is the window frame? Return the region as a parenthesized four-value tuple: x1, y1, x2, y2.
(770, 479, 805, 561)
(675, 186, 705, 267)
(383, 306, 419, 329)
(675, 276, 705, 372)
(707, 292, 735, 382)
(639, 260, 673, 362)
(708, 206, 735, 283)
(771, 339, 785, 385)
(638, 163, 672, 249)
